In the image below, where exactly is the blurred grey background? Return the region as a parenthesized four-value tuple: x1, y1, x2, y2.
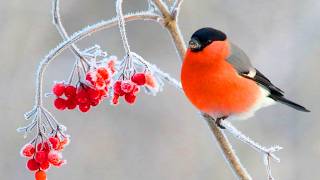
(1, 0, 319, 179)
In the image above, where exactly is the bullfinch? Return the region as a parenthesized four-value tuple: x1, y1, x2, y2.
(181, 27, 310, 128)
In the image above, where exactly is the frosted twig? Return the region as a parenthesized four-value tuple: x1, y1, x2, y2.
(131, 52, 182, 90)
(220, 120, 282, 162)
(52, 0, 85, 61)
(219, 120, 282, 179)
(264, 155, 274, 180)
(170, 0, 183, 18)
(152, 0, 186, 60)
(116, 0, 131, 56)
(202, 113, 252, 179)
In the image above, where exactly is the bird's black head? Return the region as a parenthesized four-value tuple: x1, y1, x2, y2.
(189, 27, 227, 52)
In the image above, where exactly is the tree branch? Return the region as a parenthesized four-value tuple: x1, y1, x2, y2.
(52, 0, 84, 60)
(152, 0, 186, 60)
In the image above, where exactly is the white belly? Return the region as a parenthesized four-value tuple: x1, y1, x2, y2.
(229, 87, 275, 120)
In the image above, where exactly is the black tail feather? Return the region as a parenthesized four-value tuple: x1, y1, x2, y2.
(269, 95, 310, 112)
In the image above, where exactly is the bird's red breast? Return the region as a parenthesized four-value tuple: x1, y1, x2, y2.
(181, 40, 261, 117)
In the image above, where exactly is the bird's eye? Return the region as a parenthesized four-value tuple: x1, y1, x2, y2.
(189, 38, 202, 52)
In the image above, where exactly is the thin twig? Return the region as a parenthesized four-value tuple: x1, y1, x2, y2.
(170, 0, 183, 18)
(221, 120, 282, 162)
(152, 0, 186, 60)
(203, 114, 252, 179)
(52, 0, 84, 60)
(116, 0, 131, 56)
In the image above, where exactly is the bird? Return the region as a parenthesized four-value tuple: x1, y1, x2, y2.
(181, 27, 310, 128)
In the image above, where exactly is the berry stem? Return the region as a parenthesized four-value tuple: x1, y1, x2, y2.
(116, 0, 131, 57)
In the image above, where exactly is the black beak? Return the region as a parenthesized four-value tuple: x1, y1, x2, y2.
(189, 38, 202, 52)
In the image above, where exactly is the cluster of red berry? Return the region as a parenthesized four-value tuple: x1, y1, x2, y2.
(52, 61, 115, 112)
(52, 58, 158, 111)
(21, 135, 69, 180)
(112, 72, 156, 105)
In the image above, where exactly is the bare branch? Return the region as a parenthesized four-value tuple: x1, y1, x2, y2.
(152, 0, 186, 60)
(116, 0, 131, 56)
(152, 0, 172, 18)
(203, 114, 252, 179)
(170, 0, 183, 18)
(221, 120, 282, 162)
(52, 0, 84, 60)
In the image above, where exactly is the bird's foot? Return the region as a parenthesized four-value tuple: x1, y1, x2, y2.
(216, 116, 228, 129)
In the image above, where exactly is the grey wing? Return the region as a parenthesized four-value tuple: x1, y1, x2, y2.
(226, 43, 284, 95)
(227, 43, 253, 74)
(226, 43, 309, 112)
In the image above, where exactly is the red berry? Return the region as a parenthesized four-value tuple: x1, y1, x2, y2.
(132, 85, 140, 95)
(35, 170, 47, 180)
(40, 161, 50, 171)
(79, 103, 91, 112)
(100, 89, 107, 98)
(64, 85, 76, 97)
(90, 99, 100, 107)
(37, 142, 50, 152)
(124, 93, 136, 104)
(48, 150, 62, 165)
(76, 88, 89, 104)
(27, 159, 40, 171)
(111, 94, 120, 105)
(86, 71, 106, 90)
(49, 137, 60, 150)
(66, 98, 77, 110)
(86, 71, 97, 83)
(60, 136, 70, 147)
(52, 83, 65, 97)
(51, 159, 66, 167)
(131, 73, 146, 85)
(108, 60, 116, 74)
(145, 72, 157, 88)
(56, 136, 70, 151)
(87, 88, 100, 100)
(95, 77, 106, 90)
(35, 151, 48, 164)
(121, 81, 134, 93)
(97, 67, 110, 80)
(113, 81, 124, 96)
(54, 98, 67, 110)
(21, 144, 35, 157)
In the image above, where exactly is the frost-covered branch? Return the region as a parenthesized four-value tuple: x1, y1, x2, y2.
(52, 0, 84, 60)
(221, 120, 282, 179)
(152, 0, 185, 60)
(170, 0, 183, 18)
(116, 0, 132, 56)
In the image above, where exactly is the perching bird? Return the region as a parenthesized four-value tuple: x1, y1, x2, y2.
(181, 27, 309, 128)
